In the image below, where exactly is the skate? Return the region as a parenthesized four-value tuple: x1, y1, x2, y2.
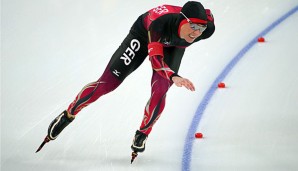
(130, 130, 148, 163)
(36, 110, 75, 153)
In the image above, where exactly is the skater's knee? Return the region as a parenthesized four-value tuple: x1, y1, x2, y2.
(152, 84, 170, 97)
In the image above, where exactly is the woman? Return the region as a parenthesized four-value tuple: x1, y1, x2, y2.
(36, 1, 215, 162)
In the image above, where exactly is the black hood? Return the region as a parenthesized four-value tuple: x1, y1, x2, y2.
(179, 1, 207, 24)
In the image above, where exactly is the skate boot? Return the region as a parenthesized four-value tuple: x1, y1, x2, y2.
(36, 110, 75, 153)
(131, 130, 148, 152)
(130, 130, 148, 163)
(47, 110, 75, 140)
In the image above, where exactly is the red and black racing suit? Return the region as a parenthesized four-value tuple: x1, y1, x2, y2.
(67, 5, 215, 135)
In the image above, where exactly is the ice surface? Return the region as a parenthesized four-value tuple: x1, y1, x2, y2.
(1, 0, 298, 171)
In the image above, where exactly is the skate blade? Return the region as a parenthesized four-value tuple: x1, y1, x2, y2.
(35, 136, 50, 153)
(131, 151, 138, 164)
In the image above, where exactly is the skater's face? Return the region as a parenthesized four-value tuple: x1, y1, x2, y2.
(179, 12, 207, 43)
(179, 23, 204, 43)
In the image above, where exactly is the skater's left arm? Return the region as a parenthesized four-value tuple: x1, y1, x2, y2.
(171, 76, 195, 91)
(147, 30, 175, 81)
(148, 47, 175, 80)
(147, 31, 195, 91)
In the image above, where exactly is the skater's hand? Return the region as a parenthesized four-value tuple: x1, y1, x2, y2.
(172, 76, 195, 91)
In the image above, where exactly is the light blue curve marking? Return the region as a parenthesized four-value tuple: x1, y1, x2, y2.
(182, 5, 298, 171)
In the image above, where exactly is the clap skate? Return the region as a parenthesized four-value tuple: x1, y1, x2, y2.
(36, 110, 75, 153)
(130, 130, 148, 163)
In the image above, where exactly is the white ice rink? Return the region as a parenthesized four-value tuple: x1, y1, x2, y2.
(2, 0, 298, 171)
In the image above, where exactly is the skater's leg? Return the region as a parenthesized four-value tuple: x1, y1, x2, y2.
(131, 47, 185, 154)
(138, 47, 185, 135)
(37, 18, 149, 152)
(139, 72, 173, 135)
(68, 32, 148, 115)
(67, 67, 122, 115)
(43, 30, 148, 144)
(131, 72, 172, 153)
